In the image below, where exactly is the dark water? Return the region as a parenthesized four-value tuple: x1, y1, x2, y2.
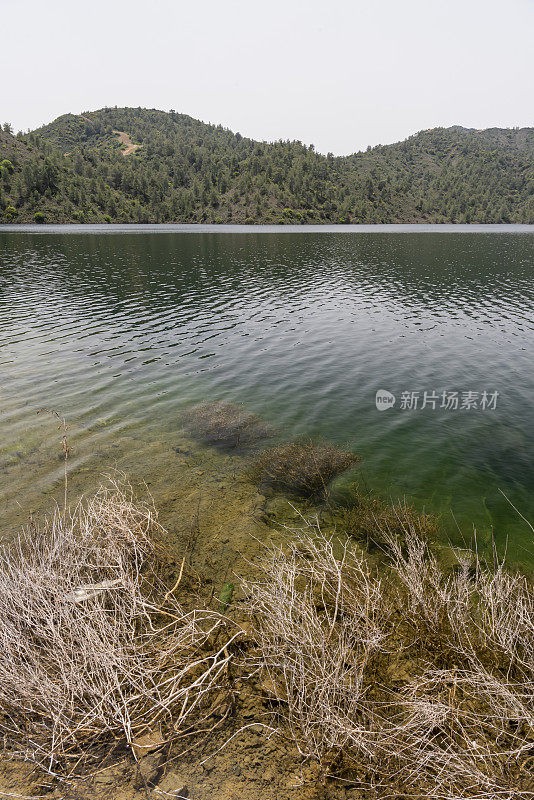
(1, 226, 533, 563)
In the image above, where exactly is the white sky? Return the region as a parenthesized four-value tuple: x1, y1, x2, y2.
(2, 0, 533, 155)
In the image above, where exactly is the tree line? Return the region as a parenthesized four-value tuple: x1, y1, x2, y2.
(1, 108, 533, 224)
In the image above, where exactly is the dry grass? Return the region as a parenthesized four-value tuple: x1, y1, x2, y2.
(242, 523, 390, 774)
(181, 401, 273, 449)
(397, 667, 534, 799)
(242, 518, 534, 798)
(387, 526, 534, 799)
(248, 439, 359, 498)
(0, 480, 238, 776)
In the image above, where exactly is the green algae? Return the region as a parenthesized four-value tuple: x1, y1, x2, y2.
(219, 582, 235, 613)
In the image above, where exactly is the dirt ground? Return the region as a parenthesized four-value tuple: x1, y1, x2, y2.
(112, 129, 142, 155)
(0, 723, 354, 800)
(0, 700, 352, 800)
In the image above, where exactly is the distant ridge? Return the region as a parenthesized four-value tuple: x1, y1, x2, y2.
(1, 107, 533, 223)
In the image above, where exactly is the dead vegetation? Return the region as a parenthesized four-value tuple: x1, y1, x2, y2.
(248, 439, 359, 498)
(0, 480, 238, 777)
(1, 416, 532, 799)
(242, 519, 534, 798)
(242, 523, 388, 774)
(386, 529, 534, 799)
(181, 401, 273, 449)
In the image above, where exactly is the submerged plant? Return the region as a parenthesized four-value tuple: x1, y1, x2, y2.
(248, 438, 359, 498)
(181, 400, 273, 449)
(337, 492, 438, 551)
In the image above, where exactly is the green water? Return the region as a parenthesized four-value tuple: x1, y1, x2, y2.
(1, 225, 533, 565)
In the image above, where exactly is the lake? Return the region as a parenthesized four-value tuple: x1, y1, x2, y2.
(1, 225, 533, 565)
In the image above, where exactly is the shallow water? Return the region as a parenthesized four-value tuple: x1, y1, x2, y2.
(1, 226, 533, 564)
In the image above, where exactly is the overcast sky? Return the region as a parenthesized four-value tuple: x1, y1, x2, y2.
(2, 0, 533, 155)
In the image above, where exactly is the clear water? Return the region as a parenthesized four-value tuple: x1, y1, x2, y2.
(1, 225, 533, 564)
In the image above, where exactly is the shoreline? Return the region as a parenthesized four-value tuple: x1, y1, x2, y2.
(0, 431, 532, 800)
(3, 222, 534, 233)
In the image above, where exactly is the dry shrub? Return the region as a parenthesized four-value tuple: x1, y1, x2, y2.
(181, 400, 273, 448)
(242, 524, 390, 773)
(382, 522, 471, 638)
(249, 439, 359, 498)
(398, 667, 534, 800)
(242, 519, 534, 798)
(0, 481, 238, 776)
(387, 527, 534, 799)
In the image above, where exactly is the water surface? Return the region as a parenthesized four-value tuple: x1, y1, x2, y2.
(1, 226, 533, 563)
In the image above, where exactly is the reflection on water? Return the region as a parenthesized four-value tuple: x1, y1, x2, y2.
(0, 228, 533, 563)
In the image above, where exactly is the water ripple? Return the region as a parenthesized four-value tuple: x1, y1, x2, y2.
(1, 229, 533, 558)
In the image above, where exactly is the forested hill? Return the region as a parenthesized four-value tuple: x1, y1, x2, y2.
(1, 107, 533, 224)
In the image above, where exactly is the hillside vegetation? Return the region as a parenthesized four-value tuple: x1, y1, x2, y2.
(1, 108, 533, 224)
